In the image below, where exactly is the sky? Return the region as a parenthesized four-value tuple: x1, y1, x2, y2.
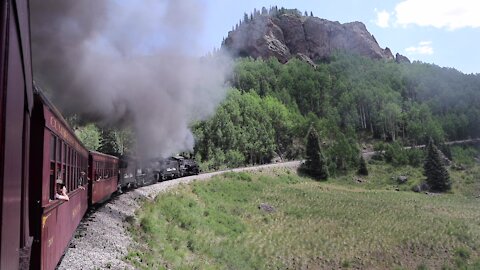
(195, 0, 480, 74)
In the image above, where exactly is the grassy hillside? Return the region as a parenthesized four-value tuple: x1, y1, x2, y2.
(126, 166, 480, 269)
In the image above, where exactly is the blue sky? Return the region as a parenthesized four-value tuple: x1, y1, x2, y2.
(197, 0, 480, 74)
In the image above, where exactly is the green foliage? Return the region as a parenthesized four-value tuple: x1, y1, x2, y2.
(326, 133, 359, 174)
(225, 150, 245, 168)
(303, 127, 329, 180)
(193, 89, 287, 168)
(98, 128, 119, 156)
(451, 145, 479, 166)
(115, 128, 134, 155)
(406, 148, 425, 167)
(424, 139, 451, 192)
(384, 141, 408, 166)
(194, 52, 480, 171)
(75, 123, 100, 150)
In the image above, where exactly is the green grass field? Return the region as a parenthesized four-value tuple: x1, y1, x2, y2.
(126, 160, 480, 270)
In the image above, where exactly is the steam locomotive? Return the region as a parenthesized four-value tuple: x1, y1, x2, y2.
(0, 2, 198, 269)
(118, 155, 200, 189)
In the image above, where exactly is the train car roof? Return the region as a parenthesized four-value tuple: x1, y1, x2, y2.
(89, 150, 119, 160)
(33, 83, 88, 151)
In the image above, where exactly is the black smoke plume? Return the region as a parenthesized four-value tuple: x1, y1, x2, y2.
(30, 0, 231, 158)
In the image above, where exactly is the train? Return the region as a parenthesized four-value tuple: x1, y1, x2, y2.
(31, 88, 199, 270)
(0, 1, 198, 269)
(118, 155, 200, 189)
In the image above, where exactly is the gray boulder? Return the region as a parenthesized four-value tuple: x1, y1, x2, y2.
(397, 176, 408, 184)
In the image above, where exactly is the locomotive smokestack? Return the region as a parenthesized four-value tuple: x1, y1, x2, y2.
(30, 0, 231, 158)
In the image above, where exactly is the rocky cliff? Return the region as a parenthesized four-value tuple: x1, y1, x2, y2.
(222, 12, 409, 64)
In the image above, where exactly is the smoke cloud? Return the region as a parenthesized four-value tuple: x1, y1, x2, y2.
(30, 0, 231, 158)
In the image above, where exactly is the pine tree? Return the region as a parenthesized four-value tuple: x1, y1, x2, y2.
(423, 138, 451, 192)
(358, 155, 368, 176)
(310, 11, 313, 17)
(303, 127, 328, 180)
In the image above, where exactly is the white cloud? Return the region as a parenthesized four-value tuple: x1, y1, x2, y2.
(405, 41, 434, 55)
(374, 9, 390, 28)
(395, 0, 480, 30)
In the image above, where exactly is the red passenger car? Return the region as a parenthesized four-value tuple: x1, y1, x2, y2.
(88, 151, 118, 205)
(0, 0, 34, 269)
(29, 89, 89, 270)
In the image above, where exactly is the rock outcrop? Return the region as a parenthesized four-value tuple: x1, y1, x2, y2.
(395, 53, 411, 64)
(223, 13, 399, 63)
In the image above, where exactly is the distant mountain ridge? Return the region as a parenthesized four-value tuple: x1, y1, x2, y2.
(222, 8, 410, 64)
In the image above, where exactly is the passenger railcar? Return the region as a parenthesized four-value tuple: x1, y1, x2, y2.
(88, 151, 119, 205)
(0, 0, 34, 269)
(29, 89, 90, 270)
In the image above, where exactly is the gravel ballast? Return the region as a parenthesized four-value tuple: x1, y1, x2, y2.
(57, 161, 301, 269)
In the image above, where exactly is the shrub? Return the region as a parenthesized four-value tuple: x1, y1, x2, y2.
(384, 142, 408, 166)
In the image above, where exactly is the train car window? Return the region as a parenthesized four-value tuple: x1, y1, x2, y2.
(50, 135, 55, 161)
(49, 135, 56, 200)
(69, 147, 73, 191)
(57, 138, 62, 162)
(62, 142, 67, 191)
(70, 148, 74, 190)
(66, 147, 70, 191)
(74, 152, 78, 187)
(55, 137, 62, 190)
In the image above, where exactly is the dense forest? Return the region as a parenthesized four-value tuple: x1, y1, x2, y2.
(192, 53, 480, 171)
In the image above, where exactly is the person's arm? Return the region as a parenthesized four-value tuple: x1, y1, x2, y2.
(62, 186, 69, 201)
(55, 192, 69, 201)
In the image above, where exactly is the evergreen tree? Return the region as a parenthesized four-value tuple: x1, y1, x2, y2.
(262, 7, 267, 15)
(358, 155, 368, 175)
(303, 127, 328, 180)
(310, 11, 314, 17)
(304, 11, 308, 16)
(423, 138, 451, 192)
(98, 128, 119, 156)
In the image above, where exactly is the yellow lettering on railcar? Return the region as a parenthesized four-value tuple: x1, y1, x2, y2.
(72, 204, 81, 218)
(49, 116, 80, 149)
(47, 237, 54, 248)
(42, 213, 51, 230)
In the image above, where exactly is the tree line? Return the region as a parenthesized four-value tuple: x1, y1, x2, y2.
(73, 52, 479, 180)
(193, 53, 480, 173)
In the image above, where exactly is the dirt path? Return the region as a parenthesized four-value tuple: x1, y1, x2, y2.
(361, 138, 480, 159)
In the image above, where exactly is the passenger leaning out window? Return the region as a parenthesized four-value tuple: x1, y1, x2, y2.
(55, 179, 69, 201)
